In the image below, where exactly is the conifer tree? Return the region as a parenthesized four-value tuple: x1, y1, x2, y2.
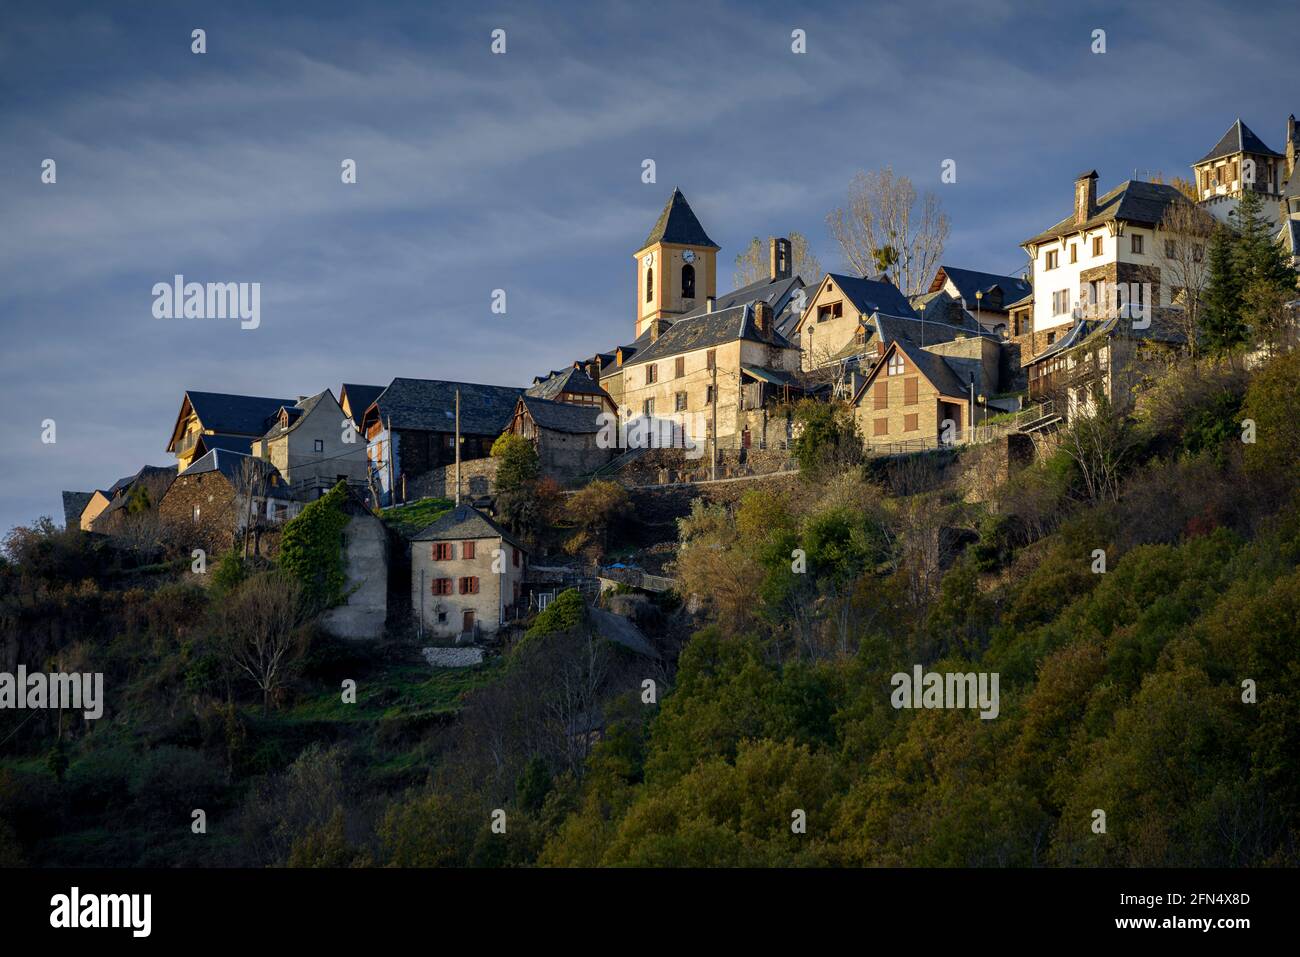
(1201, 223, 1245, 354)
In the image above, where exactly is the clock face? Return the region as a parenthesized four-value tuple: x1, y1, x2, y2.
(683, 250, 696, 264)
(643, 253, 654, 267)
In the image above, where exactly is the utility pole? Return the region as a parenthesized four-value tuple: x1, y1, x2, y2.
(454, 388, 461, 506)
(710, 363, 718, 481)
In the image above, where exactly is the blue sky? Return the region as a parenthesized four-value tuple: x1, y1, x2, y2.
(2, 0, 1297, 536)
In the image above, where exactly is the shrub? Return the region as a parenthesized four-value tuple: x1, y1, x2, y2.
(279, 482, 351, 612)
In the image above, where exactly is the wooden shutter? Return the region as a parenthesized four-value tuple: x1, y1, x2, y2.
(904, 377, 918, 405)
(874, 381, 888, 410)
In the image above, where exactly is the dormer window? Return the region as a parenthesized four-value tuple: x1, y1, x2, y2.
(887, 353, 905, 376)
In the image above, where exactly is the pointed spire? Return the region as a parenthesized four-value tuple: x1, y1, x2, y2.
(638, 188, 719, 251)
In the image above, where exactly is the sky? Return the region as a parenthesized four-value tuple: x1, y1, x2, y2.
(2, 0, 1298, 537)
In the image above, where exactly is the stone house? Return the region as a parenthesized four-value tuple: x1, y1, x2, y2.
(410, 504, 528, 641)
(249, 389, 369, 502)
(362, 377, 522, 506)
(510, 395, 612, 480)
(164, 390, 297, 473)
(850, 337, 974, 450)
(89, 465, 176, 534)
(913, 265, 1033, 339)
(61, 491, 93, 530)
(158, 448, 298, 553)
(793, 273, 917, 371)
(618, 299, 803, 453)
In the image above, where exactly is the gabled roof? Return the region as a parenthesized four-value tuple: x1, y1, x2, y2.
(367, 378, 523, 435)
(638, 188, 719, 251)
(793, 273, 917, 335)
(411, 503, 525, 551)
(1197, 119, 1282, 164)
(101, 465, 176, 515)
(930, 266, 1032, 310)
(260, 390, 333, 441)
(623, 303, 796, 367)
(527, 366, 608, 402)
(1025, 313, 1188, 366)
(61, 491, 93, 528)
(339, 383, 385, 426)
(518, 395, 607, 434)
(1023, 180, 1191, 246)
(851, 337, 969, 407)
(169, 391, 297, 450)
(868, 310, 998, 348)
(179, 449, 292, 498)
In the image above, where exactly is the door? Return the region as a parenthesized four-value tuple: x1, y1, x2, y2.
(462, 609, 475, 634)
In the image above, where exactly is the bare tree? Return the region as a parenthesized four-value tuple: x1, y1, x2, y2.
(1158, 198, 1216, 358)
(233, 456, 268, 558)
(219, 571, 306, 713)
(827, 167, 949, 296)
(1059, 396, 1135, 504)
(733, 232, 823, 288)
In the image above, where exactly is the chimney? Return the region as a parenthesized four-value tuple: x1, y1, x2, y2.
(1074, 170, 1098, 225)
(753, 301, 772, 340)
(770, 237, 792, 281)
(705, 296, 716, 313)
(1288, 114, 1297, 178)
(649, 319, 669, 342)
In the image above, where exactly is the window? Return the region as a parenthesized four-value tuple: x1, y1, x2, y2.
(512, 547, 520, 568)
(1046, 332, 1056, 345)
(313, 439, 324, 453)
(675, 392, 687, 412)
(462, 541, 476, 560)
(904, 413, 919, 431)
(1164, 240, 1175, 258)
(646, 267, 653, 303)
(1092, 236, 1103, 257)
(192, 504, 201, 523)
(1052, 290, 1069, 316)
(1045, 249, 1059, 270)
(705, 385, 714, 404)
(681, 264, 696, 299)
(706, 349, 716, 370)
(675, 356, 685, 378)
(642, 398, 655, 416)
(432, 578, 453, 596)
(874, 381, 888, 410)
(1130, 233, 1144, 254)
(904, 376, 919, 405)
(645, 364, 657, 385)
(887, 353, 905, 376)
(458, 576, 480, 595)
(817, 301, 844, 322)
(1069, 244, 1078, 264)
(873, 418, 889, 436)
(432, 542, 453, 561)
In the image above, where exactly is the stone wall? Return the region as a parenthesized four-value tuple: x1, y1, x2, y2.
(406, 456, 500, 501)
(615, 445, 795, 487)
(319, 512, 389, 640)
(158, 470, 239, 554)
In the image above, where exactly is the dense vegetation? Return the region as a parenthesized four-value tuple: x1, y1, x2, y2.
(1, 350, 1297, 867)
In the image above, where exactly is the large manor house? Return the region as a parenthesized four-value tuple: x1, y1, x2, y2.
(62, 113, 1300, 638)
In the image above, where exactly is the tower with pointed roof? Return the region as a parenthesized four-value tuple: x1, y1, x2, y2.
(1192, 118, 1285, 224)
(632, 188, 720, 337)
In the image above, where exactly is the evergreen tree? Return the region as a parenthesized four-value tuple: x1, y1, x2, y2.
(1201, 223, 1246, 355)
(1231, 188, 1296, 348)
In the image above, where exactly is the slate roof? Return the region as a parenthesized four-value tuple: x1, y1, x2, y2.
(1025, 313, 1188, 366)
(260, 391, 331, 441)
(623, 303, 796, 367)
(868, 310, 998, 348)
(339, 383, 384, 426)
(527, 366, 607, 401)
(639, 188, 719, 251)
(1197, 119, 1282, 164)
(369, 378, 523, 435)
(1023, 180, 1191, 245)
(179, 391, 297, 440)
(61, 491, 93, 528)
(520, 395, 607, 434)
(932, 266, 1032, 310)
(411, 503, 525, 551)
(101, 465, 177, 515)
(852, 338, 968, 407)
(180, 449, 292, 498)
(194, 433, 255, 456)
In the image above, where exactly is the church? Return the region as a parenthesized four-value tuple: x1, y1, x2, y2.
(579, 188, 812, 454)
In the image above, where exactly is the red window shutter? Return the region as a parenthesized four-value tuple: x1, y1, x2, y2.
(463, 541, 475, 560)
(472, 577, 479, 594)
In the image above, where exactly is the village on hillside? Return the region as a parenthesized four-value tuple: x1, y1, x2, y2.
(60, 113, 1300, 654)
